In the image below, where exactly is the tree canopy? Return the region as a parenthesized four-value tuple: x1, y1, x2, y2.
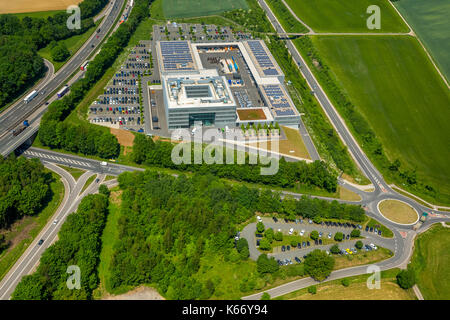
(304, 249, 335, 281)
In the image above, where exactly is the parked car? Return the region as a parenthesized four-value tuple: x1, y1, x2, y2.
(295, 257, 301, 263)
(378, 230, 382, 235)
(281, 245, 286, 252)
(289, 228, 294, 235)
(273, 217, 278, 223)
(365, 226, 369, 232)
(257, 216, 262, 222)
(328, 232, 332, 239)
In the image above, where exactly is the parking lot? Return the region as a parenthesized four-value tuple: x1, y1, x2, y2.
(88, 40, 152, 133)
(245, 217, 393, 265)
(153, 23, 253, 43)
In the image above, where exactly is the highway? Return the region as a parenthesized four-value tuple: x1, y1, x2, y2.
(0, 163, 104, 300)
(0, 0, 126, 157)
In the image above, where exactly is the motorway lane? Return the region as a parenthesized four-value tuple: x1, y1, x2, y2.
(0, 0, 125, 156)
(0, 165, 103, 299)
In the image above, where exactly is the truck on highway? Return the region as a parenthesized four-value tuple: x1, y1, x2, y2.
(57, 85, 70, 99)
(80, 61, 89, 71)
(24, 90, 38, 104)
(12, 120, 29, 136)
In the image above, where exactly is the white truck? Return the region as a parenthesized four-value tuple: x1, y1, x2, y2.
(24, 90, 38, 104)
(100, 161, 107, 166)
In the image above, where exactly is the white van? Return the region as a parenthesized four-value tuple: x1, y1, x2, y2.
(100, 161, 107, 166)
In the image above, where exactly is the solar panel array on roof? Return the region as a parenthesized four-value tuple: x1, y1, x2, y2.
(247, 41, 279, 76)
(160, 41, 195, 71)
(262, 84, 296, 117)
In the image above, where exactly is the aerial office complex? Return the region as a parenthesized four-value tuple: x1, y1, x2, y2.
(156, 40, 300, 130)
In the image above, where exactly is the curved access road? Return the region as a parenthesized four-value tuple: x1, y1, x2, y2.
(0, 164, 105, 300)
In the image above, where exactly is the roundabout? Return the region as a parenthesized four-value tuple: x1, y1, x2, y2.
(377, 199, 419, 225)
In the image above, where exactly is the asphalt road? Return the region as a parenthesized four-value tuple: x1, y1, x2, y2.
(0, 163, 104, 300)
(0, 0, 126, 157)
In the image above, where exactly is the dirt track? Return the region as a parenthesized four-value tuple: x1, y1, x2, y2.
(0, 0, 81, 14)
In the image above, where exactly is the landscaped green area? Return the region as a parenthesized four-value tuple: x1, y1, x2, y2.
(276, 268, 416, 300)
(284, 0, 408, 33)
(56, 164, 86, 181)
(393, 0, 450, 83)
(0, 170, 64, 281)
(163, 0, 247, 18)
(410, 224, 450, 300)
(81, 174, 97, 194)
(303, 35, 450, 204)
(38, 20, 101, 71)
(365, 218, 393, 238)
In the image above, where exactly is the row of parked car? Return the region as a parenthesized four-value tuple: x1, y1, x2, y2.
(366, 225, 383, 235)
(104, 87, 138, 95)
(272, 216, 364, 230)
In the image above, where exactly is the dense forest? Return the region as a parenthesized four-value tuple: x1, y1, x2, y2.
(107, 170, 365, 299)
(0, 0, 108, 107)
(131, 134, 338, 193)
(0, 157, 52, 228)
(11, 193, 109, 300)
(38, 0, 153, 159)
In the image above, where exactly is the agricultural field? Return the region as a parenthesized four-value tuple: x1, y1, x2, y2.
(410, 224, 450, 300)
(393, 0, 450, 83)
(0, 0, 79, 14)
(284, 0, 409, 33)
(162, 0, 248, 18)
(308, 35, 450, 200)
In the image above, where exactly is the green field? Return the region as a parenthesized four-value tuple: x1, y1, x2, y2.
(308, 35, 450, 201)
(8, 10, 63, 20)
(163, 0, 248, 18)
(410, 224, 450, 300)
(393, 0, 450, 83)
(284, 0, 408, 33)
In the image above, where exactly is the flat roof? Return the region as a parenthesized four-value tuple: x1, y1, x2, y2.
(158, 41, 198, 72)
(164, 73, 236, 109)
(260, 84, 298, 118)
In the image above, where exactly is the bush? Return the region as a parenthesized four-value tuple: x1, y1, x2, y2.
(308, 285, 317, 294)
(341, 278, 350, 287)
(355, 241, 363, 250)
(259, 238, 271, 251)
(304, 249, 335, 281)
(396, 269, 415, 289)
(257, 254, 279, 274)
(334, 232, 344, 242)
(51, 42, 70, 62)
(350, 229, 361, 238)
(274, 231, 283, 241)
(290, 239, 298, 247)
(260, 292, 271, 300)
(330, 244, 340, 254)
(264, 228, 274, 243)
(310, 230, 319, 240)
(256, 221, 265, 233)
(236, 238, 249, 259)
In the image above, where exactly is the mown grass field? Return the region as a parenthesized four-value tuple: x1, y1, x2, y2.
(162, 0, 248, 18)
(393, 0, 450, 83)
(284, 0, 409, 33)
(410, 224, 450, 300)
(379, 199, 418, 225)
(308, 35, 450, 201)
